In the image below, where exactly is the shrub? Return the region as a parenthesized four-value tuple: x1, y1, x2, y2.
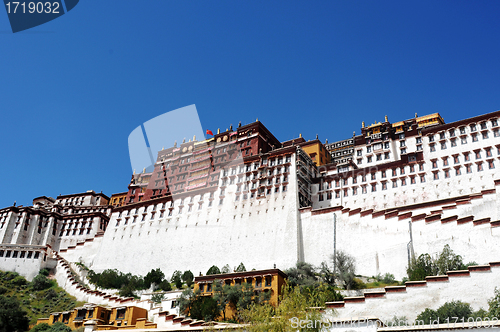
(44, 288, 58, 300)
(382, 273, 395, 284)
(416, 301, 473, 324)
(352, 278, 366, 289)
(158, 280, 172, 291)
(407, 253, 436, 281)
(39, 269, 50, 276)
(435, 244, 466, 274)
(31, 274, 52, 291)
(12, 275, 27, 286)
(119, 284, 136, 298)
(29, 323, 52, 332)
(408, 245, 467, 281)
(333, 251, 356, 290)
(87, 269, 146, 290)
(285, 262, 316, 288)
(50, 322, 72, 331)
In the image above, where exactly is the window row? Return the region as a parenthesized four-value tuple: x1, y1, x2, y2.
(0, 250, 41, 259)
(429, 120, 498, 142)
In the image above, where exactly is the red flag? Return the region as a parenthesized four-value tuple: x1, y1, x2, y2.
(206, 129, 213, 136)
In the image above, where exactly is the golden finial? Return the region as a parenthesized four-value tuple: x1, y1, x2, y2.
(143, 168, 146, 173)
(299, 133, 302, 138)
(385, 115, 388, 122)
(193, 135, 196, 141)
(362, 121, 365, 128)
(217, 128, 220, 134)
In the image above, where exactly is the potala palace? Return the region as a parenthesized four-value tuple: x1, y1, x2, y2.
(2, 109, 500, 325)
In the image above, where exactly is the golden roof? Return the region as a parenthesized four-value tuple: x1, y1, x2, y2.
(367, 122, 383, 129)
(416, 113, 443, 122)
(392, 121, 404, 127)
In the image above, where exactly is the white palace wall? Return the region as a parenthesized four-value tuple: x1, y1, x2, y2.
(326, 264, 500, 322)
(67, 154, 310, 278)
(60, 171, 500, 282)
(300, 184, 500, 280)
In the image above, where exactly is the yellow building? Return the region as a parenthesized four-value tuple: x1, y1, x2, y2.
(109, 192, 128, 207)
(298, 140, 332, 166)
(416, 113, 445, 128)
(35, 304, 156, 330)
(193, 268, 287, 320)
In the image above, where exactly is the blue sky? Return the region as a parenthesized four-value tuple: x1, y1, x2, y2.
(1, 1, 499, 208)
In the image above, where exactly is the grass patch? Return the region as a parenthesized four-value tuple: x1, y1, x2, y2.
(0, 270, 84, 325)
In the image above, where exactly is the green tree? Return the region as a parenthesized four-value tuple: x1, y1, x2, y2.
(145, 268, 165, 290)
(182, 270, 194, 288)
(31, 274, 52, 291)
(119, 284, 136, 298)
(151, 293, 165, 304)
(189, 295, 219, 322)
(416, 301, 473, 324)
(206, 265, 221, 275)
(415, 308, 438, 325)
(178, 288, 219, 321)
(435, 244, 466, 275)
(234, 263, 246, 272)
(178, 288, 194, 315)
(300, 283, 343, 305)
(221, 264, 232, 274)
(407, 253, 437, 281)
(488, 287, 500, 318)
(285, 261, 316, 288)
(212, 280, 231, 320)
(319, 262, 335, 286)
(333, 251, 356, 290)
(437, 300, 472, 320)
(0, 295, 30, 332)
(158, 279, 172, 291)
(171, 271, 183, 289)
(240, 283, 324, 331)
(237, 282, 255, 311)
